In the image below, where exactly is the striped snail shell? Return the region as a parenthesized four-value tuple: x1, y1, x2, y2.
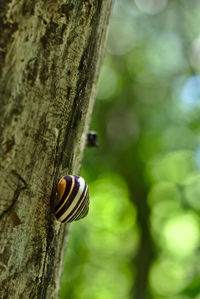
(54, 175, 89, 223)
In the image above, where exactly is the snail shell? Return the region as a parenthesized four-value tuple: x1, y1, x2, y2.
(54, 175, 89, 223)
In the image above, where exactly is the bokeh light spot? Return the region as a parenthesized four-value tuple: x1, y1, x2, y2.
(162, 213, 199, 258)
(107, 18, 135, 56)
(149, 150, 197, 184)
(146, 33, 184, 75)
(150, 259, 188, 296)
(180, 75, 200, 109)
(190, 36, 200, 71)
(96, 65, 118, 100)
(148, 182, 180, 205)
(135, 0, 168, 14)
(184, 174, 200, 211)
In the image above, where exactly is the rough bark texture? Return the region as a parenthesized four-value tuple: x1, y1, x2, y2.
(0, 1, 113, 298)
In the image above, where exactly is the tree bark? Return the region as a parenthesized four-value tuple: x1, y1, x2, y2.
(0, 1, 113, 298)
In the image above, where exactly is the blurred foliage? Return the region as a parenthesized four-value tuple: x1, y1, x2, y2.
(60, 0, 200, 298)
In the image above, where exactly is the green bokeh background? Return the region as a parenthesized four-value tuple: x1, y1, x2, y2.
(60, 1, 200, 298)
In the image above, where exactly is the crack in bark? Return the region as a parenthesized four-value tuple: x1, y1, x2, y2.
(37, 223, 56, 299)
(0, 170, 27, 220)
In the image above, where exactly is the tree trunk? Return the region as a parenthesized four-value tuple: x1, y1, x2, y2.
(0, 1, 113, 298)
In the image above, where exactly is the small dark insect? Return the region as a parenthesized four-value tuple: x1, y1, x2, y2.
(87, 131, 99, 147)
(54, 175, 89, 223)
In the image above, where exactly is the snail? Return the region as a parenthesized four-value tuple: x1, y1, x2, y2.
(54, 175, 89, 223)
